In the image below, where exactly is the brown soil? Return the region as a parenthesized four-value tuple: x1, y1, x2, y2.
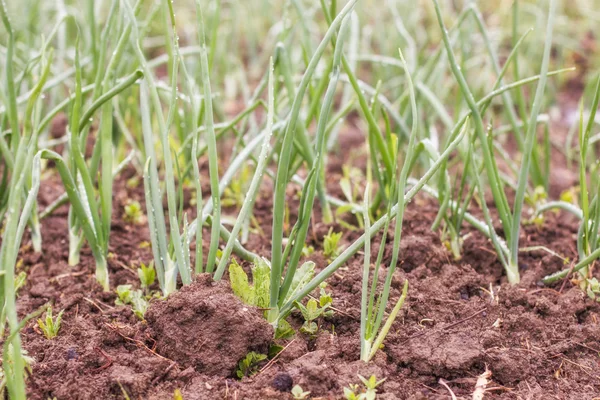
(9, 125, 600, 400)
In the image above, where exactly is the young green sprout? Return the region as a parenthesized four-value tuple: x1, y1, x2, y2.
(235, 352, 267, 379)
(228, 258, 271, 309)
(115, 285, 148, 320)
(123, 200, 144, 225)
(294, 283, 334, 335)
(343, 375, 386, 400)
(323, 228, 344, 260)
(14, 271, 27, 295)
(291, 385, 311, 400)
(37, 307, 64, 340)
(173, 389, 184, 400)
(137, 262, 156, 291)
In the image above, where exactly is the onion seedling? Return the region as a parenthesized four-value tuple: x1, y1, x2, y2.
(0, 1, 42, 253)
(432, 0, 557, 284)
(537, 75, 600, 286)
(267, 0, 356, 324)
(35, 38, 143, 290)
(359, 49, 414, 363)
(0, 20, 49, 395)
(278, 83, 471, 325)
(133, 0, 259, 295)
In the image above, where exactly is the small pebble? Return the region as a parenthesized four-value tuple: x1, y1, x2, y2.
(271, 372, 293, 392)
(66, 348, 78, 361)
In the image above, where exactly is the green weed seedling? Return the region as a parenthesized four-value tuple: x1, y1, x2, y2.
(235, 351, 267, 379)
(14, 271, 27, 296)
(291, 385, 311, 399)
(586, 278, 600, 302)
(123, 200, 144, 225)
(222, 165, 253, 209)
(37, 307, 64, 340)
(115, 285, 149, 320)
(229, 258, 271, 308)
(343, 375, 386, 400)
(137, 261, 156, 293)
(323, 228, 344, 261)
(295, 283, 334, 335)
(302, 244, 315, 257)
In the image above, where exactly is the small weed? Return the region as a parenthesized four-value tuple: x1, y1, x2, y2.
(37, 306, 64, 340)
(586, 278, 600, 301)
(343, 375, 386, 400)
(291, 384, 311, 399)
(323, 228, 343, 260)
(295, 283, 333, 335)
(302, 244, 315, 257)
(222, 165, 253, 208)
(115, 285, 149, 319)
(123, 200, 144, 225)
(524, 186, 547, 226)
(229, 258, 271, 308)
(15, 271, 27, 295)
(137, 261, 156, 293)
(126, 176, 141, 189)
(235, 352, 267, 379)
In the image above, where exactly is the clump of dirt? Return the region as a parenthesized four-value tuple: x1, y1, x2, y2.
(145, 274, 273, 377)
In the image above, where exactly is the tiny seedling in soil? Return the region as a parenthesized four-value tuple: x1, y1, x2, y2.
(343, 375, 386, 400)
(235, 351, 267, 379)
(137, 261, 156, 293)
(123, 200, 144, 225)
(295, 283, 334, 335)
(229, 258, 271, 308)
(323, 228, 344, 260)
(291, 384, 311, 399)
(115, 285, 149, 320)
(586, 278, 600, 302)
(14, 271, 27, 295)
(37, 307, 64, 340)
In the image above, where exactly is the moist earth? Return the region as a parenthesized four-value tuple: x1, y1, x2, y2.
(9, 128, 600, 400)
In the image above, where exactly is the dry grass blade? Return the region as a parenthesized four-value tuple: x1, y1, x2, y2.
(472, 368, 492, 400)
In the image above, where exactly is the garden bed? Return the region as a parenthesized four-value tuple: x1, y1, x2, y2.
(15, 127, 600, 400)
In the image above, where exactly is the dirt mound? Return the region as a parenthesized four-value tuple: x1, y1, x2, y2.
(145, 275, 273, 377)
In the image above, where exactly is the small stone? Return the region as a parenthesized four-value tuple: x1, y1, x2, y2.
(66, 348, 78, 361)
(271, 372, 293, 392)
